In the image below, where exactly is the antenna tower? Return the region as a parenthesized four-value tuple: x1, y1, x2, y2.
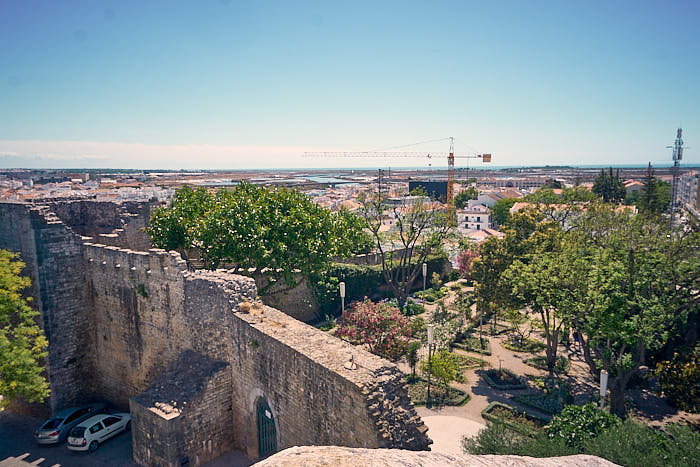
(667, 128, 685, 224)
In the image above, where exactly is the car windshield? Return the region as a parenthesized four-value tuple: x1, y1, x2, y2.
(69, 426, 86, 437)
(41, 418, 64, 429)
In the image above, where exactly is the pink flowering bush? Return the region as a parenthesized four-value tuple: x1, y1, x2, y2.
(335, 298, 412, 361)
(457, 246, 479, 280)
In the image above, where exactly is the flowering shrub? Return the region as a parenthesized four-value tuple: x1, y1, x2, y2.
(457, 247, 479, 279)
(656, 345, 700, 413)
(335, 298, 412, 361)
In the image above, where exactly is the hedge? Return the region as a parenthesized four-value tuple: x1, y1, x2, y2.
(312, 253, 449, 316)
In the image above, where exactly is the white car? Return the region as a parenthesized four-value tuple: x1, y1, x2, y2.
(67, 412, 131, 452)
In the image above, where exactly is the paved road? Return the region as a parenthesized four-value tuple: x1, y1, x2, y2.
(0, 411, 136, 467)
(0, 411, 252, 467)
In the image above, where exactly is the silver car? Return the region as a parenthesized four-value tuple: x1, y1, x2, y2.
(34, 403, 107, 444)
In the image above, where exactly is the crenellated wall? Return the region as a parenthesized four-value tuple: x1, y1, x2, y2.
(0, 202, 91, 414)
(0, 200, 431, 465)
(82, 243, 191, 408)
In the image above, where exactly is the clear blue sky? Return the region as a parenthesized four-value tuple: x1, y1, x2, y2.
(1, 0, 698, 169)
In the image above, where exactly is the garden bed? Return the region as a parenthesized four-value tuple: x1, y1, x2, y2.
(451, 336, 492, 355)
(502, 337, 546, 353)
(512, 393, 563, 415)
(482, 368, 527, 390)
(405, 377, 470, 407)
(524, 355, 570, 373)
(481, 402, 548, 436)
(453, 353, 488, 370)
(487, 323, 510, 336)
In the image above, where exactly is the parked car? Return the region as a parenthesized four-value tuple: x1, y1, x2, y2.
(67, 412, 131, 452)
(34, 403, 108, 444)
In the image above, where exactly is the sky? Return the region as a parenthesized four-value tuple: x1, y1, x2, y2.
(1, 0, 699, 170)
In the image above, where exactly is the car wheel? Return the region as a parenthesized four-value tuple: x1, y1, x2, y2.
(89, 441, 99, 452)
(125, 421, 131, 432)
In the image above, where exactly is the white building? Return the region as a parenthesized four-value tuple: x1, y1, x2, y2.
(457, 203, 491, 231)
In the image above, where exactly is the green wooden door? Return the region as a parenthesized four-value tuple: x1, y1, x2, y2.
(256, 398, 277, 458)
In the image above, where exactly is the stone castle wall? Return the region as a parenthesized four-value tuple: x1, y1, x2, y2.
(0, 200, 431, 465)
(82, 243, 191, 409)
(0, 203, 90, 414)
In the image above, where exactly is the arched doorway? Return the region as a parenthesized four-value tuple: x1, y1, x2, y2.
(256, 398, 277, 458)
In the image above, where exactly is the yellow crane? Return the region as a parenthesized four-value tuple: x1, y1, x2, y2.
(304, 136, 492, 218)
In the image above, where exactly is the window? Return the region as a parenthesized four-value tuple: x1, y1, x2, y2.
(102, 416, 120, 428)
(65, 408, 89, 424)
(42, 418, 64, 429)
(477, 225, 480, 230)
(476, 216, 481, 222)
(89, 422, 104, 434)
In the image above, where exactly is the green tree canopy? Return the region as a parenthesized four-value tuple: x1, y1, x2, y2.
(455, 187, 478, 209)
(592, 167, 626, 203)
(0, 250, 49, 408)
(491, 198, 518, 227)
(147, 184, 372, 293)
(566, 206, 699, 418)
(627, 164, 671, 214)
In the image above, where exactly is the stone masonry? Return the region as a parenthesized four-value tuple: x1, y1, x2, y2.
(0, 200, 431, 465)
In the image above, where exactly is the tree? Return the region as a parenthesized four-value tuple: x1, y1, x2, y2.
(505, 309, 533, 347)
(335, 298, 412, 361)
(630, 163, 671, 214)
(148, 183, 370, 294)
(407, 341, 421, 378)
(455, 187, 478, 209)
(502, 222, 576, 375)
(358, 188, 452, 305)
(491, 198, 518, 228)
(568, 206, 699, 418)
(420, 349, 460, 390)
(592, 167, 626, 203)
(0, 250, 49, 408)
(472, 208, 544, 344)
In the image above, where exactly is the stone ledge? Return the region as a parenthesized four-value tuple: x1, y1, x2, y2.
(252, 446, 619, 467)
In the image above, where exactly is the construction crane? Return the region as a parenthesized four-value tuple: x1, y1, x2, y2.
(304, 137, 491, 218)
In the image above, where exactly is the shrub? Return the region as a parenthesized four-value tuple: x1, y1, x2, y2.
(656, 345, 700, 413)
(545, 403, 620, 449)
(335, 298, 411, 361)
(481, 402, 549, 436)
(420, 349, 464, 389)
(462, 422, 577, 457)
(410, 315, 426, 338)
(402, 299, 425, 316)
(583, 420, 700, 467)
(448, 270, 460, 282)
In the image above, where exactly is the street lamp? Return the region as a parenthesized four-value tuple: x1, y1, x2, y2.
(426, 324, 434, 409)
(422, 262, 428, 292)
(339, 281, 346, 314)
(600, 370, 609, 410)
